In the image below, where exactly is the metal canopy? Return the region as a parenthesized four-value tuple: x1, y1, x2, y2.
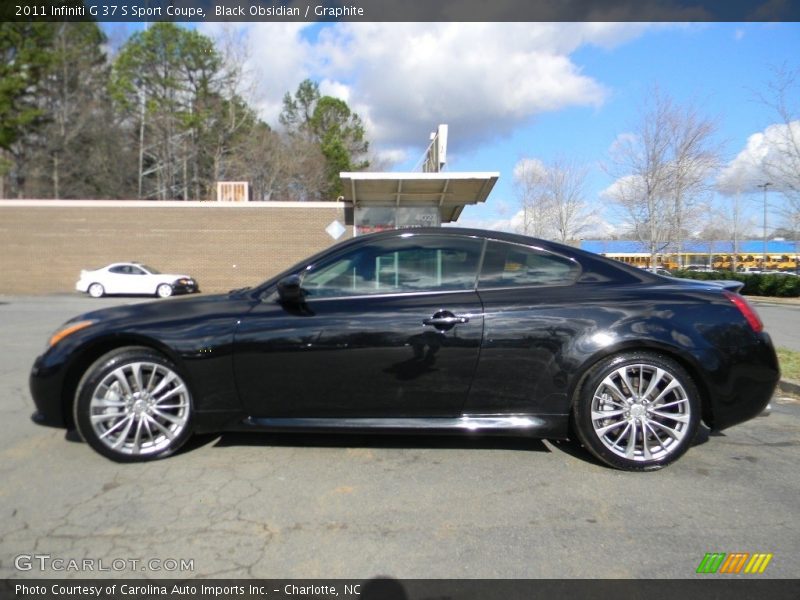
(339, 171, 499, 223)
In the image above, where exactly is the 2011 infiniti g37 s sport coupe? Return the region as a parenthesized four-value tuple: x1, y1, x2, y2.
(30, 228, 779, 470)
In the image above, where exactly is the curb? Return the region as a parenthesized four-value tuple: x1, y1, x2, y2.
(748, 296, 800, 305)
(778, 379, 800, 396)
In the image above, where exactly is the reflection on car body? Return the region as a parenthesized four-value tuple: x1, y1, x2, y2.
(32, 228, 778, 471)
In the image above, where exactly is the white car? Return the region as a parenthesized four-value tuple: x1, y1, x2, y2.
(76, 262, 199, 298)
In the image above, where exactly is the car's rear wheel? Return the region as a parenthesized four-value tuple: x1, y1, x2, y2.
(572, 352, 700, 471)
(156, 283, 173, 298)
(73, 347, 193, 462)
(88, 283, 105, 298)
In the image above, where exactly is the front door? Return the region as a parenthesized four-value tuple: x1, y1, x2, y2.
(233, 233, 485, 418)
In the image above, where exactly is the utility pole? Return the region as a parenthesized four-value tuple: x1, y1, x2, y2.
(757, 182, 772, 268)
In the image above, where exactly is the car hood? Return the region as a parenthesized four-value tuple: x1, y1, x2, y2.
(155, 273, 193, 280)
(67, 292, 246, 328)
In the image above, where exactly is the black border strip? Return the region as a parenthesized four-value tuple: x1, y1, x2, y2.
(3, 579, 800, 600)
(3, 0, 800, 23)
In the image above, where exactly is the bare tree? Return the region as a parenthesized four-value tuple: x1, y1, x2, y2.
(757, 64, 800, 200)
(605, 91, 674, 267)
(606, 89, 719, 267)
(666, 99, 721, 265)
(757, 64, 800, 267)
(545, 158, 594, 242)
(513, 158, 553, 238)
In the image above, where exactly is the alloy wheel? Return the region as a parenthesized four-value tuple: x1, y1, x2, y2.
(88, 361, 191, 456)
(590, 363, 691, 463)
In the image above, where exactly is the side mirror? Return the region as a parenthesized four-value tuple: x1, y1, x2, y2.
(276, 275, 305, 304)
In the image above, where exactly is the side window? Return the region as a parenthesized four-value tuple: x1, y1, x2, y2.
(479, 241, 580, 288)
(129, 267, 146, 275)
(302, 235, 482, 297)
(109, 266, 128, 275)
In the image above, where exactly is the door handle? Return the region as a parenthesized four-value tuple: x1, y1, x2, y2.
(423, 311, 469, 330)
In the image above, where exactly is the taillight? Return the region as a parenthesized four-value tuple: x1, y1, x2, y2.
(723, 291, 764, 333)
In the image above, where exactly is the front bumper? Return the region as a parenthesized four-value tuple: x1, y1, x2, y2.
(29, 353, 69, 428)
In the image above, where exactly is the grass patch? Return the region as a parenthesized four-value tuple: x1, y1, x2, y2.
(777, 347, 800, 381)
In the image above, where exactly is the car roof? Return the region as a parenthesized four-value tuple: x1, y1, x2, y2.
(265, 227, 661, 290)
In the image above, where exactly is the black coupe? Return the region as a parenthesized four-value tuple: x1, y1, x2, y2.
(30, 228, 779, 470)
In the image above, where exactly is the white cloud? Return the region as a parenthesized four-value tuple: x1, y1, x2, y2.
(453, 208, 615, 239)
(717, 121, 800, 194)
(203, 22, 655, 158)
(513, 158, 547, 182)
(200, 22, 316, 126)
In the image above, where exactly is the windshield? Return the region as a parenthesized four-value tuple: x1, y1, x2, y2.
(140, 265, 161, 274)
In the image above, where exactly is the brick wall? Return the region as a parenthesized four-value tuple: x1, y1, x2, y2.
(0, 201, 352, 295)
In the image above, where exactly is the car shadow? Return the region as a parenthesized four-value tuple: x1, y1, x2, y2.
(546, 424, 714, 470)
(187, 430, 551, 454)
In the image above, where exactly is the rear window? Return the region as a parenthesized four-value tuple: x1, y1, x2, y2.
(479, 241, 580, 288)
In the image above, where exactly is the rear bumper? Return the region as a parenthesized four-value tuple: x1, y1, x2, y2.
(706, 333, 780, 431)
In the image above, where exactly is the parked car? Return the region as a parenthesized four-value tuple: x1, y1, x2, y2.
(33, 228, 778, 471)
(75, 262, 199, 298)
(641, 267, 673, 277)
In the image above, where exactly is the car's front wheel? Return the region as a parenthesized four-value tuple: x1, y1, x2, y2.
(88, 283, 105, 298)
(73, 347, 194, 462)
(571, 352, 700, 471)
(156, 283, 173, 298)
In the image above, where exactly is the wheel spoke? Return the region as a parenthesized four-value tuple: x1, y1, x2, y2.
(592, 408, 627, 420)
(111, 416, 135, 449)
(624, 419, 638, 458)
(620, 368, 637, 399)
(144, 413, 175, 440)
(611, 421, 631, 448)
(151, 408, 184, 426)
(142, 415, 155, 443)
(149, 371, 177, 397)
(644, 420, 666, 450)
(98, 413, 133, 439)
(599, 375, 629, 404)
(131, 418, 144, 455)
(649, 409, 689, 423)
(153, 384, 185, 404)
(640, 367, 667, 402)
(648, 419, 682, 440)
(649, 379, 681, 405)
(130, 363, 145, 393)
(651, 399, 686, 411)
(91, 412, 124, 423)
(111, 368, 134, 398)
(595, 418, 628, 436)
(92, 397, 126, 407)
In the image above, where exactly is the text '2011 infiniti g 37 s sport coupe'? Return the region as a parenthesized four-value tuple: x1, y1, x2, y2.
(30, 228, 779, 471)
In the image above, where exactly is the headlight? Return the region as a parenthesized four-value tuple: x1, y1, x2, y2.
(48, 320, 95, 348)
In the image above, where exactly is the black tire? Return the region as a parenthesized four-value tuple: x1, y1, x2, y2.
(73, 346, 194, 462)
(571, 352, 700, 471)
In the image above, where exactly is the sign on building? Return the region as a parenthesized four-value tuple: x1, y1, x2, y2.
(216, 181, 249, 202)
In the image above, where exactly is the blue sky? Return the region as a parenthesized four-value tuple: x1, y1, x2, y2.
(107, 21, 800, 235)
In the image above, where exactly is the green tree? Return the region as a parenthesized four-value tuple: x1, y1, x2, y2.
(280, 79, 369, 197)
(111, 23, 224, 200)
(25, 22, 126, 199)
(0, 23, 55, 197)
